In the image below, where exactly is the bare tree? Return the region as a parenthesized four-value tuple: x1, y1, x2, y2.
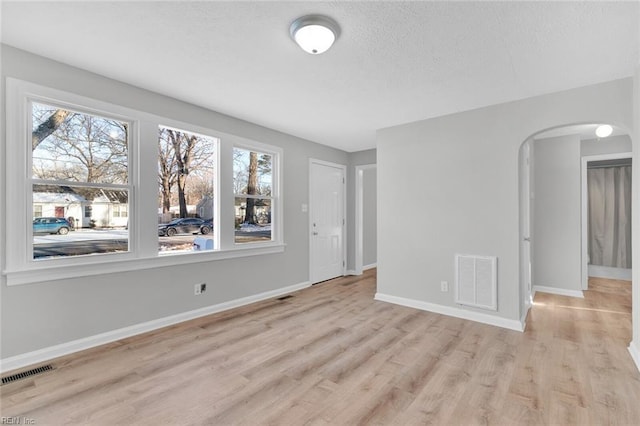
(33, 112, 128, 184)
(169, 130, 196, 218)
(237, 152, 271, 224)
(244, 151, 259, 224)
(32, 109, 71, 150)
(158, 129, 177, 214)
(186, 174, 214, 201)
(158, 128, 215, 218)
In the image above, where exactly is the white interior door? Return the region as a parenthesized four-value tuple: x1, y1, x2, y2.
(310, 160, 345, 284)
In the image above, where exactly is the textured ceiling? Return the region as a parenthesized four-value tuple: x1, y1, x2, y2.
(2, 1, 639, 152)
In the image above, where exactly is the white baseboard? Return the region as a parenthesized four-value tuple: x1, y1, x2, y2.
(345, 269, 358, 276)
(588, 265, 632, 281)
(374, 293, 524, 332)
(363, 263, 377, 271)
(0, 280, 311, 373)
(533, 285, 584, 299)
(629, 341, 640, 373)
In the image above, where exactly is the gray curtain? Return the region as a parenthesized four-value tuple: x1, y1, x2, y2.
(588, 165, 632, 268)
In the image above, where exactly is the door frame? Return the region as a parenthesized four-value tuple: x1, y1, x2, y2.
(520, 141, 533, 307)
(355, 164, 376, 276)
(581, 151, 632, 289)
(308, 158, 347, 284)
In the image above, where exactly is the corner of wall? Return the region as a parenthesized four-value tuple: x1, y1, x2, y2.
(629, 340, 640, 373)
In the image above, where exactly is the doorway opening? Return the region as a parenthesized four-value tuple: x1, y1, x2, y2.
(354, 164, 376, 276)
(581, 153, 632, 288)
(519, 122, 633, 324)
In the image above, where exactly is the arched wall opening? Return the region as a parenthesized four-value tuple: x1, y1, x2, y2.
(518, 122, 635, 358)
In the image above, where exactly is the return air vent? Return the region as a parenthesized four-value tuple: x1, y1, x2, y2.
(1, 364, 54, 385)
(455, 254, 497, 311)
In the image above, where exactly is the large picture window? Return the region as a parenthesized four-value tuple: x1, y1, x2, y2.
(5, 78, 284, 285)
(158, 126, 217, 253)
(31, 102, 130, 260)
(233, 147, 273, 243)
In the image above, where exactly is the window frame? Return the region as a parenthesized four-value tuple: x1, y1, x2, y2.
(28, 99, 134, 259)
(4, 78, 284, 286)
(6, 79, 138, 273)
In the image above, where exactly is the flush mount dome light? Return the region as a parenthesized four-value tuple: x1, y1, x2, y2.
(595, 124, 613, 138)
(290, 15, 340, 54)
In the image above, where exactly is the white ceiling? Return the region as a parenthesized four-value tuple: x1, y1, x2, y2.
(2, 1, 638, 152)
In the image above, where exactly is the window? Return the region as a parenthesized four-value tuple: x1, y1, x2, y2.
(5, 79, 284, 285)
(31, 102, 130, 259)
(113, 204, 128, 218)
(158, 126, 217, 253)
(233, 147, 273, 243)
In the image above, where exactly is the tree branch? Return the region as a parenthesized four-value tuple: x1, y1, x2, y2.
(32, 109, 71, 150)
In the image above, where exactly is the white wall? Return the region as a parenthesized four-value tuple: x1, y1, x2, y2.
(0, 46, 353, 360)
(532, 135, 581, 292)
(377, 78, 633, 327)
(582, 135, 632, 156)
(363, 168, 377, 267)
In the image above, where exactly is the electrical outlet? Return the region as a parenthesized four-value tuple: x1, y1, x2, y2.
(194, 283, 207, 295)
(440, 281, 449, 292)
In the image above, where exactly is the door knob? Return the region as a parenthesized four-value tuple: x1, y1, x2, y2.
(313, 232, 318, 236)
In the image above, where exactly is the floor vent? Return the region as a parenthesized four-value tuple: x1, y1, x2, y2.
(1, 364, 54, 385)
(276, 295, 294, 301)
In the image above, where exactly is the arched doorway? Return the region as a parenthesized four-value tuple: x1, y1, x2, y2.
(519, 123, 634, 340)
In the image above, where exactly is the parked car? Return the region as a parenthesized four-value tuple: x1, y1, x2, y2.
(200, 219, 213, 235)
(33, 217, 72, 235)
(158, 218, 208, 237)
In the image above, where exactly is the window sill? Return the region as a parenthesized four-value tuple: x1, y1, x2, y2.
(3, 243, 286, 286)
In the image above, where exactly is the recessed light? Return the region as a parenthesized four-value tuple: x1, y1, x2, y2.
(595, 124, 613, 138)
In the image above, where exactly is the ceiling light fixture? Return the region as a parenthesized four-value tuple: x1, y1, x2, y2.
(595, 124, 613, 138)
(290, 15, 340, 55)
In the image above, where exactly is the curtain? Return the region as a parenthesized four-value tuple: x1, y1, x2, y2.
(588, 165, 632, 268)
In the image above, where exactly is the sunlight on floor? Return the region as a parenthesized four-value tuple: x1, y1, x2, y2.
(532, 300, 628, 315)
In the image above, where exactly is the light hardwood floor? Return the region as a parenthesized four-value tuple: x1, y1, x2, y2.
(2, 270, 639, 425)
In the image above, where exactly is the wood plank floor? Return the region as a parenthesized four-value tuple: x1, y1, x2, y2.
(2, 270, 639, 425)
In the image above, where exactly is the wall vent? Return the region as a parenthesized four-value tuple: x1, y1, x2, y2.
(1, 364, 54, 385)
(455, 255, 497, 311)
